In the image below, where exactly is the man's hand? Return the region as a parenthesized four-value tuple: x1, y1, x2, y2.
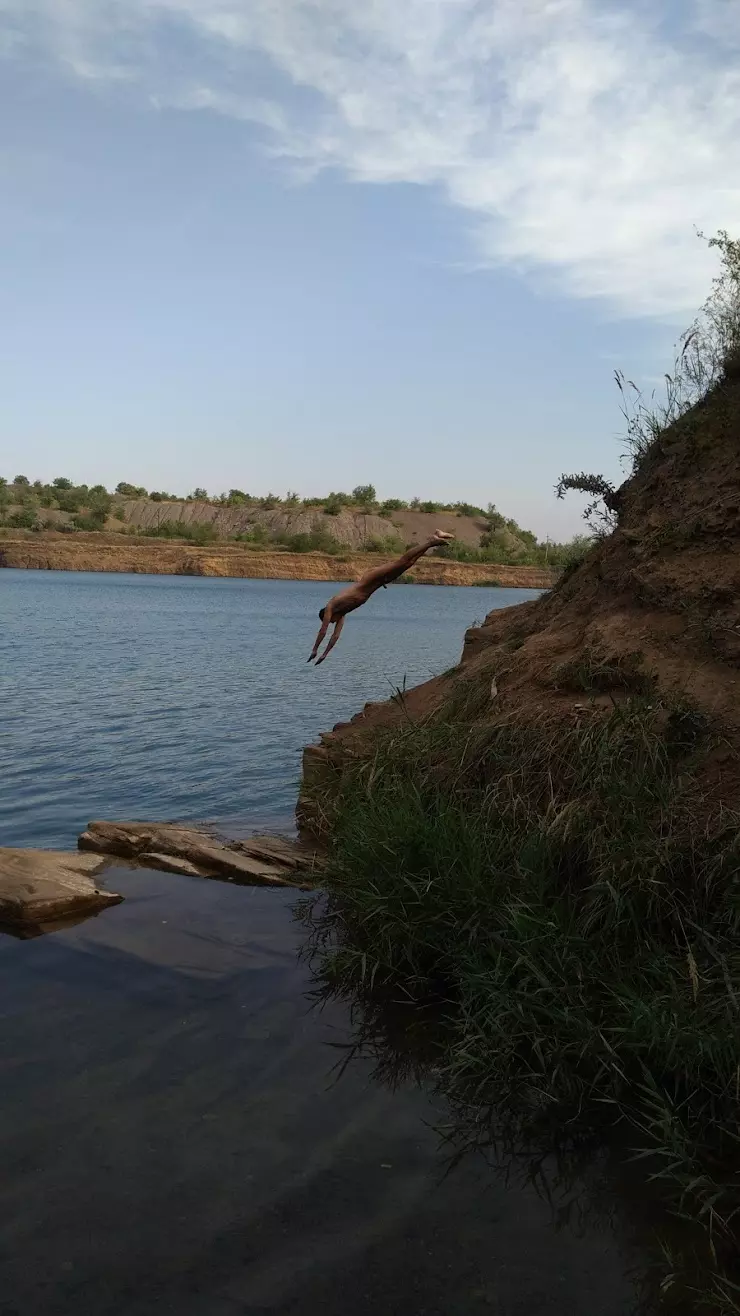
(314, 616, 345, 665)
(308, 615, 330, 661)
(431, 529, 454, 545)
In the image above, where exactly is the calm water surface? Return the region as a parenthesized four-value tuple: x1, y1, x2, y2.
(0, 571, 654, 1314)
(1, 570, 541, 848)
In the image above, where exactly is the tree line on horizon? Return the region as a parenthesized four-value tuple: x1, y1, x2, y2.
(0, 475, 588, 570)
(0, 476, 490, 517)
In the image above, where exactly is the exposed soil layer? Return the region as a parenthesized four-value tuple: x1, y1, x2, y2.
(0, 533, 554, 588)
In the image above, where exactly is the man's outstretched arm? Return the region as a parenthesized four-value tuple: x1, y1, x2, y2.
(308, 615, 330, 662)
(358, 530, 454, 590)
(315, 617, 345, 666)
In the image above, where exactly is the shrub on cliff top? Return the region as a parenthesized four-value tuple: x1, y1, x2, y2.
(363, 534, 404, 555)
(352, 483, 377, 509)
(73, 510, 107, 532)
(277, 529, 340, 555)
(557, 230, 740, 535)
(143, 520, 220, 544)
(8, 508, 39, 529)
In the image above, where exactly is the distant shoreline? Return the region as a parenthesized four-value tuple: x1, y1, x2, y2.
(0, 531, 555, 590)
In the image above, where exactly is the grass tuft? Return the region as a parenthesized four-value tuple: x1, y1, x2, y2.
(303, 693, 740, 1307)
(551, 649, 658, 696)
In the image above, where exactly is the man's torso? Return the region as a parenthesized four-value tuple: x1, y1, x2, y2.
(327, 584, 373, 618)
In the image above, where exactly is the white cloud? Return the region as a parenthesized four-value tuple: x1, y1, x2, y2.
(2, 0, 740, 317)
(692, 0, 740, 47)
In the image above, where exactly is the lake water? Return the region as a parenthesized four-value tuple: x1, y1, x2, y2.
(1, 570, 541, 849)
(0, 571, 655, 1314)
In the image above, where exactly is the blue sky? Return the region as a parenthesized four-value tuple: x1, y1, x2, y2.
(2, 1, 739, 537)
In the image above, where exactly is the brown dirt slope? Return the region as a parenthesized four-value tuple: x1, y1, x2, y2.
(0, 533, 554, 589)
(303, 375, 740, 807)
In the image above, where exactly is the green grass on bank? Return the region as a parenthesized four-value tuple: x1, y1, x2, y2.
(304, 687, 740, 1310)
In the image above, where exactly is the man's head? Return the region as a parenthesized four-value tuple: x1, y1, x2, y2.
(318, 607, 326, 622)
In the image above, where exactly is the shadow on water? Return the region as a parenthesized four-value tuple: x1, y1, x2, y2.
(0, 865, 678, 1316)
(9, 854, 738, 1314)
(297, 896, 736, 1316)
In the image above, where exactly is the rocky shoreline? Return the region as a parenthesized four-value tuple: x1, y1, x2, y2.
(0, 823, 321, 937)
(0, 532, 555, 589)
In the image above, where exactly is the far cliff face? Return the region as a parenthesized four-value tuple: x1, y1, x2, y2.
(120, 500, 490, 550)
(0, 532, 555, 589)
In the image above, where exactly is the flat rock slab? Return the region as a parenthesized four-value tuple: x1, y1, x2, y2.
(78, 821, 322, 889)
(0, 849, 123, 934)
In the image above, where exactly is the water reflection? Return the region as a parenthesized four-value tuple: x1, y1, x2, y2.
(0, 867, 654, 1316)
(298, 899, 715, 1316)
(1, 572, 542, 848)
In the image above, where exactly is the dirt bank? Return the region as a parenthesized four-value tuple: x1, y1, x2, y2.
(296, 365, 740, 1306)
(301, 371, 740, 819)
(0, 533, 555, 589)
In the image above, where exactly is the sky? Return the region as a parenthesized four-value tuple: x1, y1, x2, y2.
(1, 1, 739, 538)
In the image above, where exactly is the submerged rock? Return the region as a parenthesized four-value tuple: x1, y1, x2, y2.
(0, 849, 122, 935)
(78, 820, 321, 889)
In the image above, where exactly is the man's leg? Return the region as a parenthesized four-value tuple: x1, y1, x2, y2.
(358, 532, 453, 591)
